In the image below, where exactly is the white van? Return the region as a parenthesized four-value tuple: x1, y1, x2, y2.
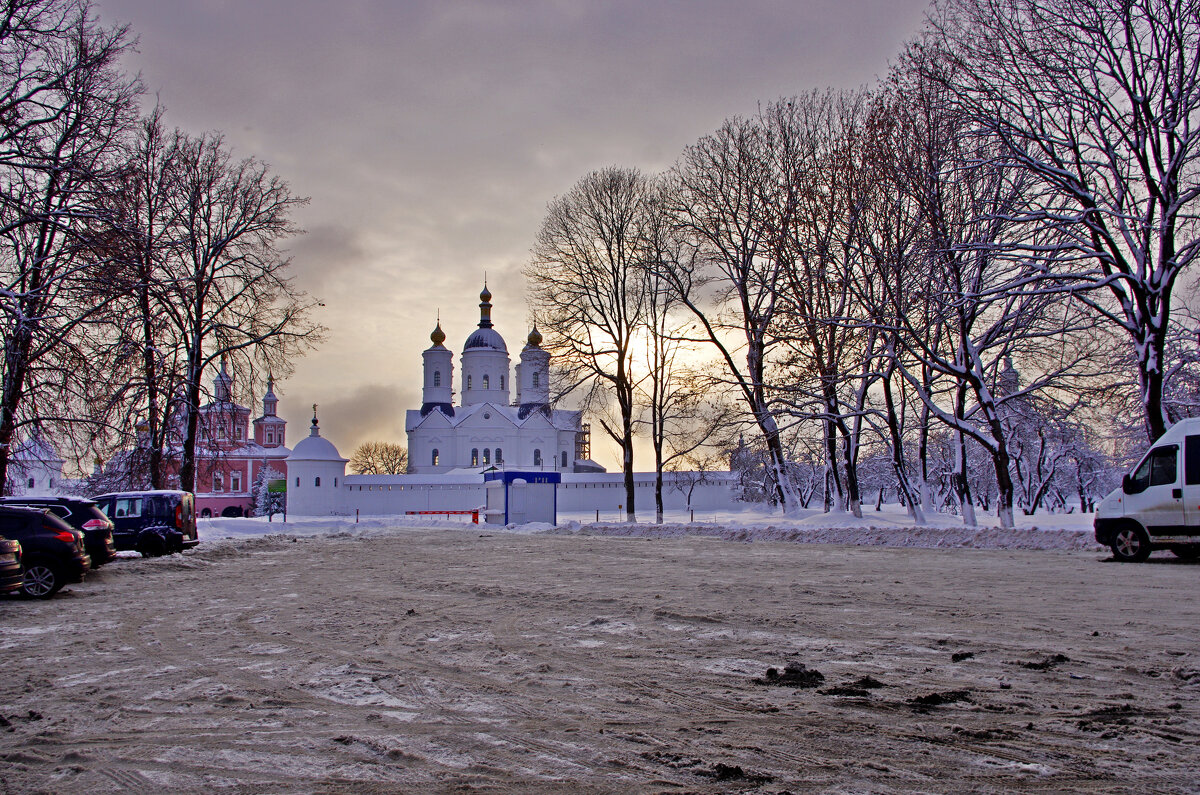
(1095, 417, 1200, 562)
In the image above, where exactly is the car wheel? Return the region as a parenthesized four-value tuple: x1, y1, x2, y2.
(137, 532, 166, 558)
(21, 561, 61, 598)
(1111, 523, 1151, 562)
(1170, 546, 1200, 560)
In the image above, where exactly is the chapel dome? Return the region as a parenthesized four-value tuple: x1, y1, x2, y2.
(463, 326, 507, 352)
(288, 433, 344, 462)
(526, 326, 543, 347)
(430, 322, 446, 346)
(287, 414, 346, 462)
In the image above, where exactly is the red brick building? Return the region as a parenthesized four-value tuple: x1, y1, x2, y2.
(192, 363, 290, 517)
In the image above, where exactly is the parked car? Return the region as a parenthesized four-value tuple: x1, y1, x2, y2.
(0, 506, 90, 597)
(1095, 417, 1200, 562)
(91, 490, 198, 557)
(0, 538, 22, 595)
(0, 497, 116, 567)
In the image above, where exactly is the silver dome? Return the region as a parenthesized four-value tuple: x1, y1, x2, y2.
(463, 326, 507, 352)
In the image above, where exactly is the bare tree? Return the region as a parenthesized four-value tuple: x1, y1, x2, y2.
(928, 0, 1200, 442)
(877, 40, 1104, 528)
(660, 115, 804, 514)
(162, 133, 319, 493)
(638, 190, 732, 522)
(0, 1, 138, 493)
(527, 166, 652, 521)
(96, 106, 188, 488)
(765, 91, 879, 518)
(349, 441, 409, 475)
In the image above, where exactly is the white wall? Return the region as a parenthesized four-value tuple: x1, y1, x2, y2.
(288, 470, 739, 518)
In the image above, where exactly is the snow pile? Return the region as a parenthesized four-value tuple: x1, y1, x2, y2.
(197, 502, 1104, 552)
(546, 521, 1097, 551)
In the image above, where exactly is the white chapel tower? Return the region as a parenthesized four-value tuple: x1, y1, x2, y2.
(515, 326, 551, 418)
(459, 285, 511, 406)
(420, 321, 454, 417)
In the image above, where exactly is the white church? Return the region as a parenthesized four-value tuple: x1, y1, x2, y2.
(284, 285, 737, 519)
(405, 285, 603, 475)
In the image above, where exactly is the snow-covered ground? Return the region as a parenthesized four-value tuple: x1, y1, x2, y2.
(203, 502, 1102, 551)
(5, 521, 1197, 791)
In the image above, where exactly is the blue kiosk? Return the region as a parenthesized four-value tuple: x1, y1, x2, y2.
(483, 470, 560, 526)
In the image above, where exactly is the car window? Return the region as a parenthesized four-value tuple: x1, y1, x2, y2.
(114, 497, 142, 518)
(1131, 445, 1178, 491)
(1187, 435, 1200, 486)
(48, 505, 69, 519)
(1150, 446, 1178, 486)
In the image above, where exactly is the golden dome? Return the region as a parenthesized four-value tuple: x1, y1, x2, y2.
(527, 326, 543, 347)
(430, 322, 446, 346)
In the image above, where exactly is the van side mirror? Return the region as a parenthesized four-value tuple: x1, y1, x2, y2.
(1122, 473, 1133, 494)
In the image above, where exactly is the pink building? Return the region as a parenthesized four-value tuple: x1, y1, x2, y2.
(192, 363, 290, 517)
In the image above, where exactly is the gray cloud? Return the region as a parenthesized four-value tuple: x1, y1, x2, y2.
(97, 0, 932, 468)
(310, 382, 413, 457)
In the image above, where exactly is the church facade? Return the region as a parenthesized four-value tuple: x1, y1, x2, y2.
(405, 286, 601, 475)
(189, 363, 291, 517)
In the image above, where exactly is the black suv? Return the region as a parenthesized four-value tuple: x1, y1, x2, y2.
(0, 506, 90, 597)
(91, 491, 198, 556)
(0, 538, 22, 594)
(0, 497, 116, 567)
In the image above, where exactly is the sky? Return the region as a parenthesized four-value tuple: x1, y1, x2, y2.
(95, 0, 932, 470)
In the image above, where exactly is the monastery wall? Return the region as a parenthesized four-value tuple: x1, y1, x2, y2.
(295, 471, 740, 518)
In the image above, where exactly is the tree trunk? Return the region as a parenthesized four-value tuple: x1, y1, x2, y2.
(882, 366, 925, 523)
(956, 429, 977, 528)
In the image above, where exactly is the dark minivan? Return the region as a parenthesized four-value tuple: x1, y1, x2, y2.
(0, 506, 90, 597)
(0, 497, 117, 567)
(91, 491, 198, 556)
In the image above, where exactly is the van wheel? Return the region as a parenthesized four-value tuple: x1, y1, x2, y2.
(1111, 524, 1151, 562)
(21, 561, 61, 598)
(137, 531, 166, 558)
(1170, 546, 1200, 560)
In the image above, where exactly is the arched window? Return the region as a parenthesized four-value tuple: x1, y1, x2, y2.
(213, 472, 223, 492)
(482, 374, 490, 390)
(562, 451, 568, 468)
(532, 371, 540, 388)
(334, 477, 338, 487)
(315, 476, 321, 487)
(467, 375, 472, 390)
(27, 477, 34, 489)
(295, 476, 300, 487)
(483, 448, 491, 464)
(432, 448, 439, 466)
(495, 448, 503, 463)
(471, 448, 479, 466)
(433, 370, 441, 387)
(500, 375, 505, 390)
(533, 448, 542, 466)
